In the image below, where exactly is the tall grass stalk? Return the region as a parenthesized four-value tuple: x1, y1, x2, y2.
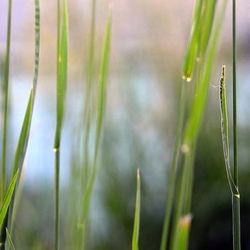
(54, 0, 68, 249)
(132, 169, 141, 250)
(219, 66, 241, 250)
(1, 0, 13, 202)
(232, 1, 241, 248)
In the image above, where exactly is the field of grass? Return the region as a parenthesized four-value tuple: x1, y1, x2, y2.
(0, 0, 249, 249)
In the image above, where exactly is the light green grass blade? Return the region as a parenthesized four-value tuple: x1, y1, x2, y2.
(200, 1, 217, 56)
(219, 65, 238, 195)
(182, 0, 202, 82)
(80, 12, 112, 235)
(54, 0, 68, 249)
(174, 214, 192, 250)
(132, 169, 141, 250)
(160, 81, 187, 250)
(54, 0, 69, 149)
(182, 0, 227, 151)
(6, 228, 15, 250)
(0, 170, 19, 227)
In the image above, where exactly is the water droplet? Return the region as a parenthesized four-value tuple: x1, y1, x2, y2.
(181, 144, 190, 154)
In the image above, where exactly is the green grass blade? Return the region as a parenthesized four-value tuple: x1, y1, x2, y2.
(174, 214, 192, 250)
(54, 0, 68, 249)
(0, 0, 40, 247)
(219, 65, 238, 195)
(80, 12, 112, 238)
(11, 90, 34, 176)
(182, 0, 227, 150)
(54, 0, 69, 149)
(0, 170, 19, 227)
(160, 81, 187, 250)
(1, 0, 13, 201)
(82, 0, 97, 187)
(6, 229, 15, 250)
(182, 0, 202, 82)
(132, 169, 141, 250)
(200, 1, 217, 56)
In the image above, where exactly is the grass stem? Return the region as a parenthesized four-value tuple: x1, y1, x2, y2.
(232, 1, 241, 249)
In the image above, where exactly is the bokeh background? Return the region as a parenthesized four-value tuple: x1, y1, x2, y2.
(0, 0, 250, 249)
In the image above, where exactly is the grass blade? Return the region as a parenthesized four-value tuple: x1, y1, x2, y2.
(160, 81, 187, 250)
(79, 13, 112, 247)
(132, 169, 141, 250)
(219, 65, 241, 250)
(0, 170, 19, 227)
(1, 0, 13, 201)
(6, 229, 15, 250)
(219, 65, 238, 195)
(182, 0, 202, 82)
(54, 0, 68, 249)
(182, 0, 227, 150)
(174, 214, 192, 250)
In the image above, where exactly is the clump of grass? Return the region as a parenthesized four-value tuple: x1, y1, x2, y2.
(0, 0, 40, 248)
(161, 1, 227, 250)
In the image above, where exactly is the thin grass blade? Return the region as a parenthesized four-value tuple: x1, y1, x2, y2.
(54, 0, 69, 249)
(6, 229, 15, 250)
(182, 0, 227, 150)
(182, 0, 202, 82)
(219, 65, 238, 195)
(132, 169, 141, 250)
(81, 12, 112, 222)
(0, 170, 19, 227)
(174, 214, 192, 250)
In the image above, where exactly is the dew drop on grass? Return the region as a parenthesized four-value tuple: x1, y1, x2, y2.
(181, 144, 190, 154)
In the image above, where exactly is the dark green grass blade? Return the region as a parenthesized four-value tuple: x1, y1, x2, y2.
(0, 170, 19, 227)
(11, 90, 33, 176)
(219, 65, 238, 195)
(132, 169, 141, 250)
(6, 229, 15, 250)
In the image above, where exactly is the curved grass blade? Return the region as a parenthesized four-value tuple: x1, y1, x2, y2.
(219, 65, 238, 195)
(132, 169, 141, 250)
(0, 170, 19, 227)
(6, 229, 15, 250)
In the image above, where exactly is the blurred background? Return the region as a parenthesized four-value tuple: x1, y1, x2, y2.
(0, 0, 250, 249)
